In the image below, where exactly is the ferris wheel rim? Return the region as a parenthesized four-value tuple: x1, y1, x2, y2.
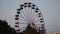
(14, 2, 45, 32)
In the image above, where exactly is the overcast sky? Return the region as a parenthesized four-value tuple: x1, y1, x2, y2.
(0, 0, 60, 32)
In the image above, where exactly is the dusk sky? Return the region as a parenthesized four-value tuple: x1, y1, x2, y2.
(0, 0, 60, 32)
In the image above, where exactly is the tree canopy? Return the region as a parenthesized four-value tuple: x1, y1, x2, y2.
(0, 20, 16, 34)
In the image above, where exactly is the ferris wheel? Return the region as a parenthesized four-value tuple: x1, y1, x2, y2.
(14, 2, 45, 33)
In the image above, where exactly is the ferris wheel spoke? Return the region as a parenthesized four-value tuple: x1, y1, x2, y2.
(29, 8, 33, 21)
(32, 14, 38, 22)
(19, 18, 28, 23)
(21, 8, 29, 21)
(30, 9, 34, 21)
(27, 7, 32, 20)
(19, 17, 28, 24)
(33, 15, 40, 23)
(29, 7, 35, 21)
(31, 4, 36, 21)
(19, 14, 29, 22)
(33, 14, 38, 22)
(24, 7, 31, 20)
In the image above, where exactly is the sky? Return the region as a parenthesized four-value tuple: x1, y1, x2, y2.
(0, 0, 60, 32)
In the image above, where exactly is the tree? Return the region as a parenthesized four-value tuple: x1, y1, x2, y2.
(19, 23, 38, 34)
(0, 19, 16, 34)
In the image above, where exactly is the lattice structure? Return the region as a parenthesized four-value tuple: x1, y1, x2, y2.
(14, 2, 46, 34)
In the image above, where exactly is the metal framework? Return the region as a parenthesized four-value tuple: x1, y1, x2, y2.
(14, 2, 46, 34)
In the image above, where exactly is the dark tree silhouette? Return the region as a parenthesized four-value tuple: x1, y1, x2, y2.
(0, 19, 16, 34)
(19, 23, 39, 34)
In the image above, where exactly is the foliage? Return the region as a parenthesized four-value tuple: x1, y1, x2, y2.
(0, 20, 16, 34)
